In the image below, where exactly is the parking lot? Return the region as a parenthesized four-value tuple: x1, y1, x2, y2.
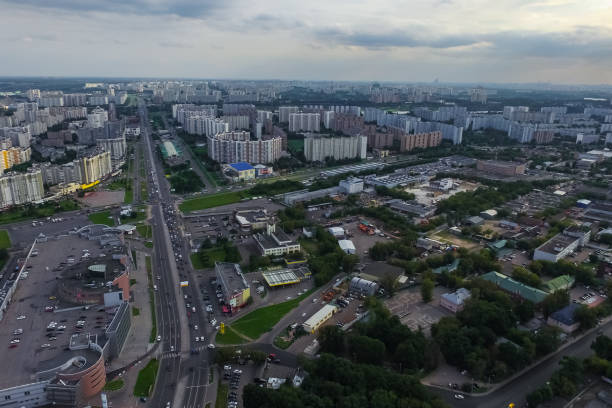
(384, 286, 451, 335)
(0, 234, 113, 390)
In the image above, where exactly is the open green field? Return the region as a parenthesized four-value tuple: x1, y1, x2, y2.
(88, 210, 115, 226)
(179, 191, 248, 213)
(288, 138, 304, 152)
(215, 326, 248, 345)
(226, 290, 314, 341)
(133, 358, 159, 397)
(0, 230, 11, 249)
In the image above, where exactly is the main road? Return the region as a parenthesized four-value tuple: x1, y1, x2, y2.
(140, 100, 214, 408)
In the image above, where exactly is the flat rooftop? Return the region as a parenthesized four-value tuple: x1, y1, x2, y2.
(215, 262, 249, 295)
(262, 267, 310, 287)
(0, 233, 118, 390)
(536, 233, 578, 255)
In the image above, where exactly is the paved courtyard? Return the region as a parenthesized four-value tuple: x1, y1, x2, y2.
(384, 286, 451, 335)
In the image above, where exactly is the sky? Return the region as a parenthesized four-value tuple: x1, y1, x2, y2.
(0, 0, 611, 84)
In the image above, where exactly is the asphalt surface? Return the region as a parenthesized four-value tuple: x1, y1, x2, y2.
(141, 101, 214, 408)
(432, 319, 612, 408)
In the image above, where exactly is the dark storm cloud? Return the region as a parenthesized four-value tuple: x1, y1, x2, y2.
(0, 0, 224, 18)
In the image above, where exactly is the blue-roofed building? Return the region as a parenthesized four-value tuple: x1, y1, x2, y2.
(547, 303, 580, 333)
(225, 162, 255, 181)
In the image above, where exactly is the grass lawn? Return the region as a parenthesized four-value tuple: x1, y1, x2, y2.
(215, 326, 248, 345)
(88, 210, 115, 226)
(0, 230, 11, 249)
(132, 306, 140, 316)
(103, 378, 125, 391)
(190, 247, 228, 269)
(136, 223, 152, 239)
(133, 358, 159, 397)
(144, 241, 153, 249)
(215, 382, 228, 408)
(179, 191, 248, 213)
(124, 187, 133, 204)
(145, 256, 157, 343)
(230, 290, 314, 340)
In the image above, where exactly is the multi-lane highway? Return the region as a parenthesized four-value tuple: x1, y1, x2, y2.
(140, 100, 214, 408)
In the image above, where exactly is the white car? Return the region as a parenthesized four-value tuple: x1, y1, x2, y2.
(16, 315, 26, 320)
(10, 339, 20, 344)
(13, 329, 23, 335)
(156, 335, 162, 342)
(194, 325, 199, 330)
(454, 394, 464, 400)
(41, 343, 51, 348)
(207, 343, 215, 350)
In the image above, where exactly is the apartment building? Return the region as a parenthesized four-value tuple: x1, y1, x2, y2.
(207, 131, 282, 164)
(79, 151, 113, 186)
(303, 133, 367, 162)
(0, 146, 31, 173)
(87, 107, 109, 128)
(278, 106, 299, 123)
(289, 113, 320, 132)
(398, 131, 442, 152)
(0, 169, 44, 208)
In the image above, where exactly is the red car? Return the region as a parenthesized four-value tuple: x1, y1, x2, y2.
(8, 344, 18, 348)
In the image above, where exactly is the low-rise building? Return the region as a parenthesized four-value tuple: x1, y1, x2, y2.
(547, 303, 580, 333)
(226, 162, 255, 182)
(338, 239, 356, 254)
(253, 224, 301, 256)
(440, 288, 471, 313)
(235, 209, 272, 231)
(476, 160, 526, 176)
(349, 277, 379, 297)
(481, 271, 548, 303)
(302, 304, 338, 333)
(534, 227, 590, 262)
(543, 275, 575, 293)
(214, 262, 250, 309)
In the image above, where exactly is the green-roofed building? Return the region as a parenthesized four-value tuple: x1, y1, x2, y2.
(481, 271, 548, 304)
(433, 259, 460, 275)
(543, 275, 575, 293)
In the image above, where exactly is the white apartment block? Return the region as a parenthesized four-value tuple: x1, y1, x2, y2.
(88, 95, 109, 106)
(184, 116, 228, 136)
(38, 95, 64, 107)
(87, 107, 109, 128)
(97, 137, 127, 161)
(304, 134, 367, 162)
(323, 111, 335, 129)
(0, 169, 44, 208)
(278, 106, 298, 123)
(221, 115, 250, 131)
(289, 113, 320, 132)
(257, 110, 273, 122)
(207, 131, 282, 164)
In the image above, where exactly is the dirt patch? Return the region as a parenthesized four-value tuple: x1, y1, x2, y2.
(78, 191, 125, 207)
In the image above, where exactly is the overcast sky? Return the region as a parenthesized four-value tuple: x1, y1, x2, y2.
(0, 0, 611, 84)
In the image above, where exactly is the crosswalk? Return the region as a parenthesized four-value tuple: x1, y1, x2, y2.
(160, 344, 210, 360)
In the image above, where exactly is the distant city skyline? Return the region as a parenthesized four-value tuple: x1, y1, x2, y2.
(0, 0, 611, 85)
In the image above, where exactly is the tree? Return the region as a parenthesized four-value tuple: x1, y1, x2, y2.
(514, 300, 535, 323)
(592, 335, 612, 360)
(379, 273, 398, 296)
(348, 335, 385, 365)
(512, 267, 541, 288)
(342, 254, 359, 274)
(421, 279, 434, 303)
(534, 326, 561, 356)
(318, 325, 345, 354)
(574, 305, 598, 330)
(541, 290, 569, 318)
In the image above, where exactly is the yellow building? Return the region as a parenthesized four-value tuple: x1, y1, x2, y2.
(227, 162, 255, 181)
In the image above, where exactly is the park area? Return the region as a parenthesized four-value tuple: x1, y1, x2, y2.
(215, 290, 313, 345)
(88, 210, 115, 226)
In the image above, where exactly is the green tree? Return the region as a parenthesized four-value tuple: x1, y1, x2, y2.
(318, 325, 345, 354)
(574, 305, 598, 330)
(421, 279, 434, 303)
(591, 335, 612, 360)
(348, 335, 385, 365)
(541, 290, 569, 318)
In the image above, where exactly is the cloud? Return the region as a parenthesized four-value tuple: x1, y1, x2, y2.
(0, 0, 225, 18)
(315, 27, 480, 49)
(158, 40, 194, 49)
